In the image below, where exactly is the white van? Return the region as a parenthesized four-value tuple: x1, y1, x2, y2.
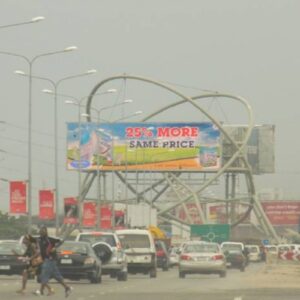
(116, 229, 157, 278)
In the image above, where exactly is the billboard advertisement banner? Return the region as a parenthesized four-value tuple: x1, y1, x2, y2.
(66, 122, 221, 171)
(63, 197, 79, 224)
(9, 181, 27, 214)
(39, 190, 55, 220)
(261, 201, 300, 225)
(82, 201, 96, 227)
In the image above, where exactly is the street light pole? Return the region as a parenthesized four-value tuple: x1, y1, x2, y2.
(2, 46, 78, 233)
(0, 16, 45, 29)
(17, 69, 97, 235)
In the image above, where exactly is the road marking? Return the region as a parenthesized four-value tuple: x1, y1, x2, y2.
(234, 297, 243, 300)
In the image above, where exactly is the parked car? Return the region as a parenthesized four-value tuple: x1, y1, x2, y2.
(178, 241, 226, 278)
(278, 244, 292, 254)
(116, 229, 157, 278)
(245, 245, 262, 262)
(169, 246, 180, 267)
(0, 240, 27, 275)
(264, 244, 278, 255)
(290, 244, 300, 254)
(75, 231, 127, 281)
(221, 242, 247, 272)
(155, 240, 170, 271)
(57, 241, 102, 283)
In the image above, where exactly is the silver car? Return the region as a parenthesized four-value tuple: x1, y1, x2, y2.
(178, 241, 226, 278)
(76, 231, 128, 281)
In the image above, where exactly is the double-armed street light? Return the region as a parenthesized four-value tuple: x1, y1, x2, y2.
(1, 45, 78, 233)
(16, 69, 97, 235)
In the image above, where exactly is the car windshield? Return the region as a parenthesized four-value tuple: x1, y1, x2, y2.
(248, 247, 259, 253)
(78, 234, 116, 247)
(266, 246, 277, 252)
(222, 244, 243, 252)
(58, 243, 88, 255)
(184, 244, 219, 253)
(0, 242, 25, 255)
(118, 234, 150, 248)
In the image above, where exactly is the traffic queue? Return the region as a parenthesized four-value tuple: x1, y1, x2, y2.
(0, 226, 293, 295)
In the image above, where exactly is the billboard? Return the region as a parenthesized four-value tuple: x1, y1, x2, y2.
(261, 201, 300, 225)
(66, 122, 221, 171)
(222, 124, 275, 175)
(9, 181, 27, 214)
(39, 190, 55, 220)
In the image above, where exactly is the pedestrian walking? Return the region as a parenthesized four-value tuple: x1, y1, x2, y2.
(16, 234, 54, 295)
(36, 225, 72, 297)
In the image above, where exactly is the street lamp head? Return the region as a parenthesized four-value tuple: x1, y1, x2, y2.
(86, 69, 97, 74)
(42, 89, 54, 94)
(64, 46, 78, 52)
(123, 99, 133, 104)
(81, 113, 90, 118)
(31, 16, 45, 22)
(14, 70, 26, 76)
(65, 100, 75, 105)
(107, 89, 117, 93)
(134, 110, 143, 115)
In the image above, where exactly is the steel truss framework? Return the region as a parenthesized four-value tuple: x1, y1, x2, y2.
(61, 75, 279, 242)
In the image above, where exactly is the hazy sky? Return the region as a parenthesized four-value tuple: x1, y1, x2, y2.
(1, 0, 300, 213)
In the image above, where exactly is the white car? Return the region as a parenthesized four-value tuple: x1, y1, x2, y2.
(169, 247, 180, 266)
(116, 229, 157, 278)
(178, 241, 226, 278)
(245, 245, 261, 262)
(75, 231, 127, 281)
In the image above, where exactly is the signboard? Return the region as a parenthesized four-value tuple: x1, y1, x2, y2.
(9, 181, 27, 214)
(208, 204, 250, 224)
(178, 203, 203, 224)
(66, 122, 221, 171)
(261, 201, 300, 225)
(39, 190, 55, 220)
(63, 197, 79, 224)
(82, 201, 96, 227)
(190, 224, 230, 243)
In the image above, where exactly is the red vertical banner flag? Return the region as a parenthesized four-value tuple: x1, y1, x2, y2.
(9, 181, 27, 214)
(83, 201, 96, 227)
(100, 205, 112, 229)
(39, 190, 55, 220)
(63, 197, 79, 224)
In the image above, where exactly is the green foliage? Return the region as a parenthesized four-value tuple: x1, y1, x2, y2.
(0, 211, 30, 239)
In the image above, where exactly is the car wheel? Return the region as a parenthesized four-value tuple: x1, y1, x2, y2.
(149, 267, 157, 278)
(219, 271, 226, 278)
(179, 271, 185, 278)
(117, 271, 128, 281)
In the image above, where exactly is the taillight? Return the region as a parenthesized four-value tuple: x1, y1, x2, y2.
(180, 254, 192, 261)
(156, 250, 165, 257)
(84, 257, 95, 265)
(212, 254, 224, 260)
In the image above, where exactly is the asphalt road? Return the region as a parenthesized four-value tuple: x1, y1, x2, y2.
(0, 263, 299, 300)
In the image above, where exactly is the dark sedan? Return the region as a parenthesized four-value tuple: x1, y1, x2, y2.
(57, 241, 102, 283)
(0, 240, 27, 275)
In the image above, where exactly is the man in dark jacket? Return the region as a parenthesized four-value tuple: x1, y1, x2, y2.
(37, 225, 72, 297)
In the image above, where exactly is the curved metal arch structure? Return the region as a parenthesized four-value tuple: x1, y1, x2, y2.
(78, 74, 279, 242)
